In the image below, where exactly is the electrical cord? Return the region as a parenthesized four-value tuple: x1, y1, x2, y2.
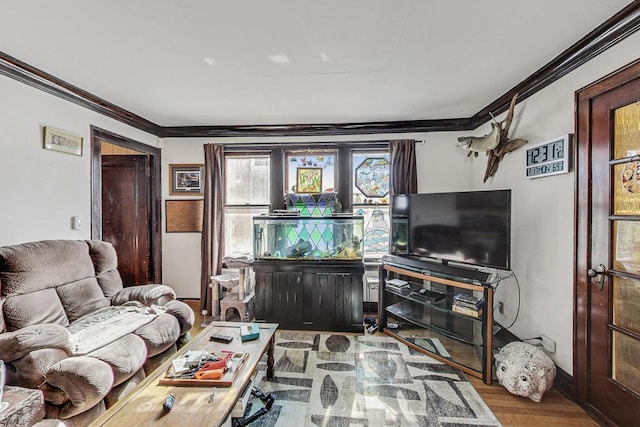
(493, 269, 521, 330)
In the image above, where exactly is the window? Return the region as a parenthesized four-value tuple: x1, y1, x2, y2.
(222, 144, 390, 258)
(352, 151, 390, 259)
(285, 150, 336, 193)
(224, 154, 270, 255)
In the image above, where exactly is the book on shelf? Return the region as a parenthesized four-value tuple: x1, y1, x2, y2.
(386, 279, 408, 287)
(452, 304, 483, 318)
(385, 278, 409, 292)
(386, 284, 410, 293)
(453, 293, 484, 309)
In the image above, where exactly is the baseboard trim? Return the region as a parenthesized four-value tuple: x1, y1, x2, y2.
(553, 366, 574, 401)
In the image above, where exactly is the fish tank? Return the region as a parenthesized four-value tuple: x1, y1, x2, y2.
(253, 215, 364, 261)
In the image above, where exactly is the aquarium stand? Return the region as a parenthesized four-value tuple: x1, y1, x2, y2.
(253, 260, 364, 332)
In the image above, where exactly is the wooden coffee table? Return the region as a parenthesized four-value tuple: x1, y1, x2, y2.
(90, 321, 278, 427)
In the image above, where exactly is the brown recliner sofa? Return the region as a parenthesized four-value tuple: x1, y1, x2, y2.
(0, 239, 195, 426)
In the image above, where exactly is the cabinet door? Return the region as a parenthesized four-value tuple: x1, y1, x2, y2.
(255, 270, 303, 328)
(307, 271, 363, 331)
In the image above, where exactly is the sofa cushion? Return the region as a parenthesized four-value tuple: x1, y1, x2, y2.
(87, 334, 147, 386)
(3, 289, 69, 331)
(68, 305, 165, 355)
(0, 240, 96, 295)
(0, 324, 73, 362)
(0, 240, 103, 331)
(134, 313, 180, 357)
(86, 240, 123, 298)
(57, 279, 109, 323)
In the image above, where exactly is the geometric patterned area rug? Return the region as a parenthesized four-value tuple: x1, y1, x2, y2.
(246, 332, 502, 426)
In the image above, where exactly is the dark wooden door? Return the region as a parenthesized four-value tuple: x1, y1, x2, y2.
(576, 60, 640, 426)
(102, 155, 152, 285)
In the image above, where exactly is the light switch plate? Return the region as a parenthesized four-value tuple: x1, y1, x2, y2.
(71, 216, 83, 230)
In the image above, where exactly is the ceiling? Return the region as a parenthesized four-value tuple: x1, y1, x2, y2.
(0, 0, 636, 131)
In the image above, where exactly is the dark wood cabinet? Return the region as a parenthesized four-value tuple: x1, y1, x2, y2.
(254, 260, 364, 332)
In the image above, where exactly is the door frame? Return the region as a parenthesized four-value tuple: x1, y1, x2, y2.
(575, 58, 640, 415)
(90, 126, 162, 282)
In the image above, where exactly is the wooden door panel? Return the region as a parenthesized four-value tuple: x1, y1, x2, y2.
(576, 60, 640, 427)
(102, 155, 151, 286)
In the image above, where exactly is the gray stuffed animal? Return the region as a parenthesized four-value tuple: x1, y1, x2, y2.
(494, 341, 556, 402)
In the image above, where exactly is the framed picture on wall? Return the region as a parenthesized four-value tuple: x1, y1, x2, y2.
(169, 164, 205, 195)
(43, 127, 83, 156)
(296, 167, 323, 193)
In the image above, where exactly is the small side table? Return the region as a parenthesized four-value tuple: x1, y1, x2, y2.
(0, 386, 45, 427)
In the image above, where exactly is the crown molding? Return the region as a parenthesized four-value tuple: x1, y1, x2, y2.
(0, 52, 161, 135)
(1, 2, 639, 138)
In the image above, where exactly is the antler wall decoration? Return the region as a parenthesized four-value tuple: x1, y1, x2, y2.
(458, 94, 528, 182)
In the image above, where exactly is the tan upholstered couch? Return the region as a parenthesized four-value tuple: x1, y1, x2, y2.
(0, 240, 195, 426)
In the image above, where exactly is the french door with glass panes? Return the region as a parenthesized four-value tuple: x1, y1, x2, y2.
(576, 60, 640, 426)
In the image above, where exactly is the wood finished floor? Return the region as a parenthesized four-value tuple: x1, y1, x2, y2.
(185, 300, 598, 427)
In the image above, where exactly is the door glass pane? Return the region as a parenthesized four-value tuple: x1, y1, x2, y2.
(613, 330, 640, 395)
(613, 162, 640, 215)
(613, 221, 640, 273)
(613, 102, 640, 215)
(613, 101, 640, 160)
(612, 276, 640, 333)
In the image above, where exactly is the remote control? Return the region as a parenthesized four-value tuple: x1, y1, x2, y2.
(210, 334, 234, 343)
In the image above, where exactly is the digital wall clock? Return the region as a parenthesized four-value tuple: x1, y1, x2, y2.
(525, 134, 572, 179)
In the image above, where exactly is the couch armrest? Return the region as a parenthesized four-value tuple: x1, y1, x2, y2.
(0, 324, 74, 362)
(110, 284, 176, 307)
(164, 300, 195, 335)
(43, 356, 114, 419)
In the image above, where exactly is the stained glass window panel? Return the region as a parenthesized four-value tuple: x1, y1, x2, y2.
(352, 152, 390, 204)
(356, 206, 390, 258)
(285, 151, 336, 193)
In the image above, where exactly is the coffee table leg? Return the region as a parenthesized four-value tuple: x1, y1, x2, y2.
(266, 334, 275, 379)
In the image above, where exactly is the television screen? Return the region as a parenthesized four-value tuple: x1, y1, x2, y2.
(391, 190, 511, 270)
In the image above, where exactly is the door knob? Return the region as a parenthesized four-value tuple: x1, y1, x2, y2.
(587, 264, 607, 290)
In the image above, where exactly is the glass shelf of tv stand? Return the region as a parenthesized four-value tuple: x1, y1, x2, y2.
(379, 254, 497, 384)
(382, 255, 513, 288)
(383, 315, 484, 374)
(385, 300, 480, 345)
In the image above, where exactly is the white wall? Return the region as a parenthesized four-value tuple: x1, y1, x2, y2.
(466, 31, 640, 373)
(0, 76, 158, 245)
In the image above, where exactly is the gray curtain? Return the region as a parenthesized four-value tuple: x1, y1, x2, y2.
(389, 139, 418, 195)
(200, 144, 225, 316)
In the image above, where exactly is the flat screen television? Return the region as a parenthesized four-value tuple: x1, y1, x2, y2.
(391, 190, 511, 270)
